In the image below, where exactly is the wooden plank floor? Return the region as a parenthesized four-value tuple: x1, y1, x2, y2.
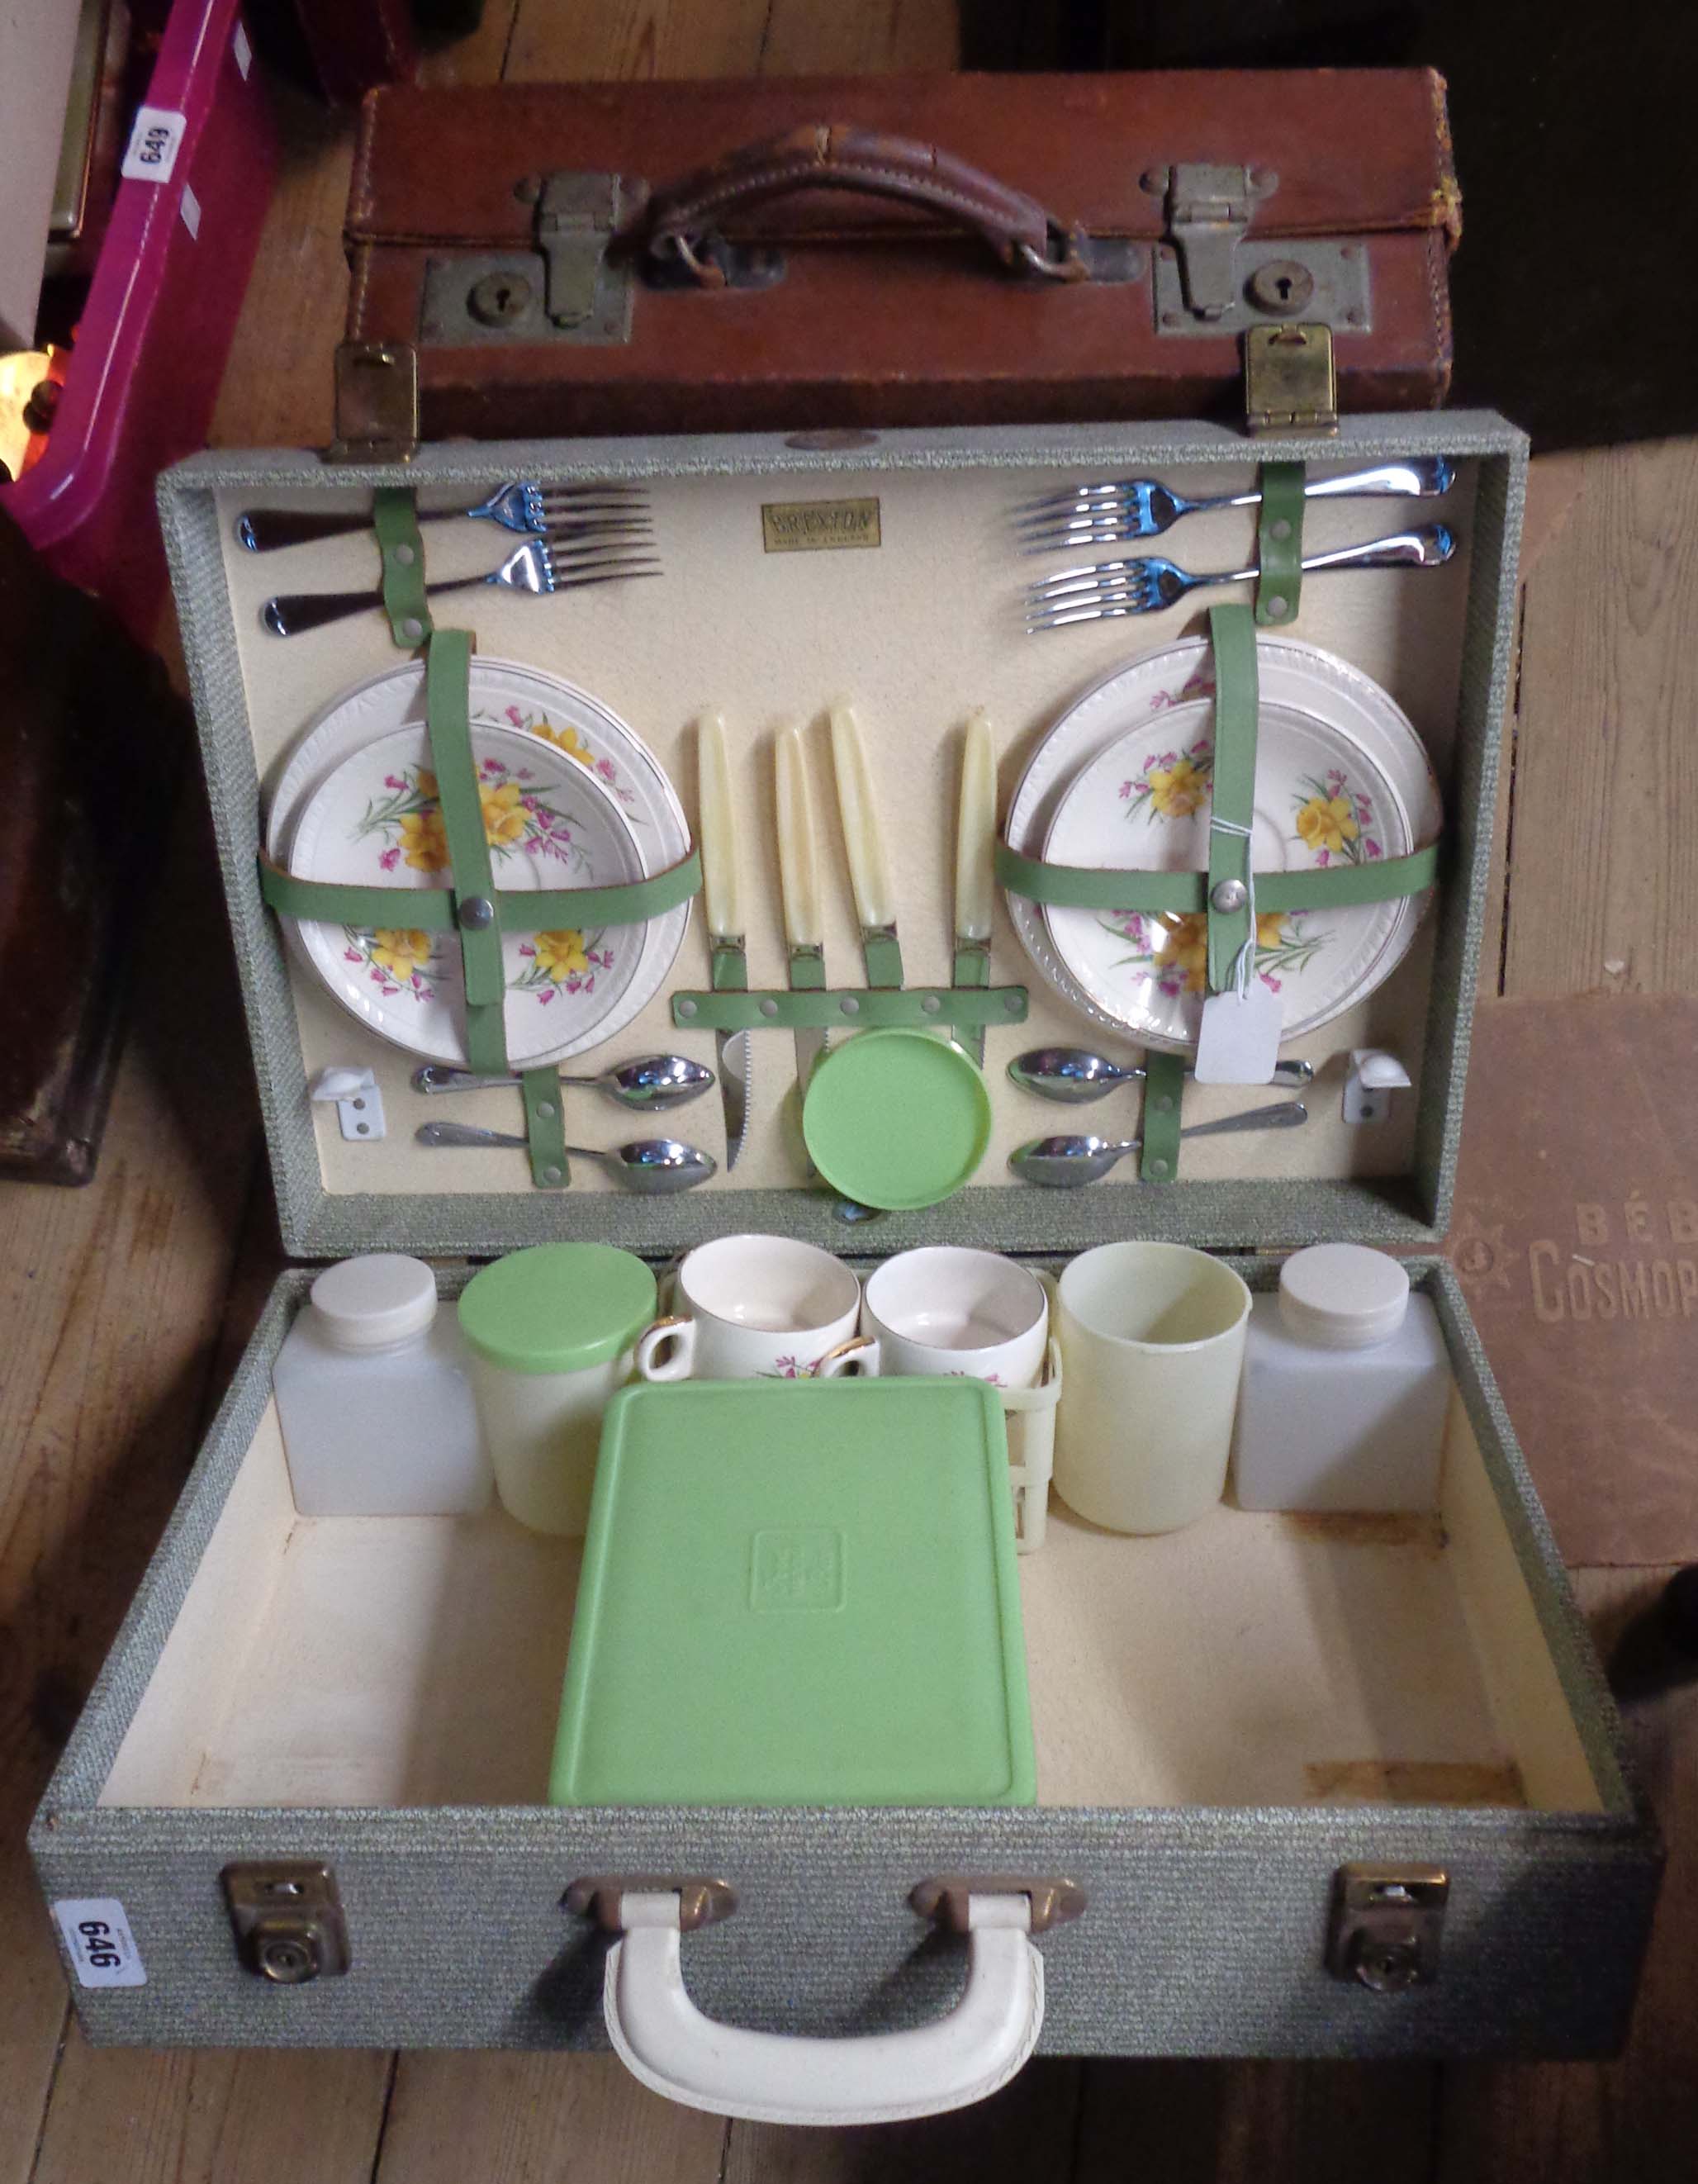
(2, 3, 1695, 2177)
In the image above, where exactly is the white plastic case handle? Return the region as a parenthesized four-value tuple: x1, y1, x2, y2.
(605, 1890, 1044, 2126)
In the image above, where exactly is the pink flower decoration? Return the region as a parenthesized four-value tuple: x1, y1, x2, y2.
(378, 847, 400, 871)
(506, 705, 522, 725)
(519, 944, 535, 958)
(517, 769, 533, 781)
(1315, 849, 1331, 867)
(1261, 975, 1283, 994)
(596, 757, 615, 782)
(1364, 838, 1383, 858)
(384, 774, 403, 790)
(344, 948, 362, 963)
(538, 989, 554, 1005)
(1119, 781, 1132, 800)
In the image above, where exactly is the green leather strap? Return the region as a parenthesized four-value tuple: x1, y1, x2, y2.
(516, 851, 703, 928)
(373, 487, 433, 648)
(424, 631, 508, 1078)
(711, 939, 748, 995)
(1140, 1051, 1185, 1185)
(994, 838, 1440, 913)
(861, 933, 905, 990)
(1205, 603, 1258, 994)
(1255, 461, 1306, 628)
(258, 848, 704, 931)
(672, 985, 1029, 1033)
(521, 1064, 569, 1190)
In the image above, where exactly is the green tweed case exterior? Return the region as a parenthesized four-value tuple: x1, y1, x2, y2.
(154, 413, 1525, 1261)
(31, 1261, 1658, 2055)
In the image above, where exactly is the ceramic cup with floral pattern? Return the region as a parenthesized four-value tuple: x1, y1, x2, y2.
(634, 1235, 861, 1383)
(817, 1246, 1049, 1389)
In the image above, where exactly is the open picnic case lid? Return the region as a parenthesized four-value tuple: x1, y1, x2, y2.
(159, 408, 1519, 1265)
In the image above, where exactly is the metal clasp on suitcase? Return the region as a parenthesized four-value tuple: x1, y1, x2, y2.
(1146, 163, 1372, 337)
(1326, 1863, 1449, 1992)
(421, 172, 652, 350)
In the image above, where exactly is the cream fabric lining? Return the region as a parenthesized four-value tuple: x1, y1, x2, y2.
(212, 458, 1476, 1198)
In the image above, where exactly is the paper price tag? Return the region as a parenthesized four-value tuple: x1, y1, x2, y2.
(1192, 983, 1283, 1084)
(54, 1898, 147, 1988)
(121, 107, 187, 185)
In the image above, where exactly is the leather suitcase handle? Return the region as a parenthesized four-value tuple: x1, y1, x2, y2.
(641, 122, 1089, 284)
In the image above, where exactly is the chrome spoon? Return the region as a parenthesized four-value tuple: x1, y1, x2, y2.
(415, 1123, 715, 1192)
(1009, 1047, 1313, 1103)
(412, 1055, 714, 1111)
(1009, 1101, 1309, 1186)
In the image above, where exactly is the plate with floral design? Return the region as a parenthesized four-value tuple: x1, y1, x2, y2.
(282, 721, 645, 1066)
(264, 658, 692, 1066)
(1006, 638, 1442, 1052)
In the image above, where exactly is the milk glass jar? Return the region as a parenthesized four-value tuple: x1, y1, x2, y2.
(1231, 1244, 1450, 1513)
(273, 1254, 492, 1516)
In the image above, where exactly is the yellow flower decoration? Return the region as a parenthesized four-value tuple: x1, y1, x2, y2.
(1146, 756, 1208, 819)
(534, 720, 596, 769)
(1255, 911, 1289, 951)
(532, 929, 590, 983)
(369, 928, 433, 981)
(479, 779, 528, 847)
(1155, 911, 1210, 994)
(1296, 794, 1359, 857)
(416, 770, 439, 800)
(398, 809, 450, 871)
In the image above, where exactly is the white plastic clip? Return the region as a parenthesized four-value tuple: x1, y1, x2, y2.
(310, 1066, 386, 1142)
(1342, 1048, 1411, 1125)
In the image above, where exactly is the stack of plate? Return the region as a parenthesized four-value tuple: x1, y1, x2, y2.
(264, 658, 691, 1068)
(1004, 638, 1444, 1054)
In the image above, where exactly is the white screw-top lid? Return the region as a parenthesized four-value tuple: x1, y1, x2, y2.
(310, 1253, 437, 1351)
(1278, 1243, 1411, 1350)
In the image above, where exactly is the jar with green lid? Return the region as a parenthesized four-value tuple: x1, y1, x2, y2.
(458, 1244, 657, 1536)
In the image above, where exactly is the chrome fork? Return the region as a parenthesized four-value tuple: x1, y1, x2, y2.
(1025, 524, 1457, 632)
(1014, 457, 1454, 550)
(261, 533, 662, 637)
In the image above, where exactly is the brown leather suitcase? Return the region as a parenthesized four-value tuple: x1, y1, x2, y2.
(342, 70, 1458, 444)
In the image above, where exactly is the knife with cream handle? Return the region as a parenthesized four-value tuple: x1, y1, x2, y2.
(697, 710, 751, 1170)
(775, 726, 828, 1100)
(953, 710, 997, 1064)
(828, 701, 904, 988)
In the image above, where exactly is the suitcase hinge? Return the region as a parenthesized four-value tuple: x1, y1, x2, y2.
(325, 340, 419, 463)
(1243, 324, 1339, 437)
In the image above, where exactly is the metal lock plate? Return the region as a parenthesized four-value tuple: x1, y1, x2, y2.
(1244, 324, 1339, 436)
(420, 170, 639, 348)
(1155, 239, 1373, 337)
(1327, 1863, 1449, 1992)
(223, 1862, 351, 1983)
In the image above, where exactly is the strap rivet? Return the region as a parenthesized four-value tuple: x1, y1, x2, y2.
(1146, 1157, 1169, 1177)
(1264, 594, 1289, 620)
(1005, 992, 1023, 1013)
(1155, 1094, 1175, 1113)
(542, 1165, 563, 1185)
(677, 998, 697, 1018)
(1211, 879, 1248, 914)
(841, 997, 861, 1016)
(401, 615, 424, 641)
(1269, 519, 1292, 542)
(391, 543, 416, 567)
(459, 895, 496, 931)
(921, 995, 941, 1015)
(535, 1100, 557, 1119)
(759, 998, 780, 1018)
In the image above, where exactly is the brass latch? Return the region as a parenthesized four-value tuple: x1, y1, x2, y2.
(1244, 324, 1339, 436)
(1326, 1863, 1449, 1992)
(223, 1862, 351, 1983)
(325, 340, 419, 464)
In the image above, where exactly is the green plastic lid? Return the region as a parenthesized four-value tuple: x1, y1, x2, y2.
(458, 1244, 657, 1375)
(801, 1028, 992, 1212)
(551, 1378, 1035, 1807)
